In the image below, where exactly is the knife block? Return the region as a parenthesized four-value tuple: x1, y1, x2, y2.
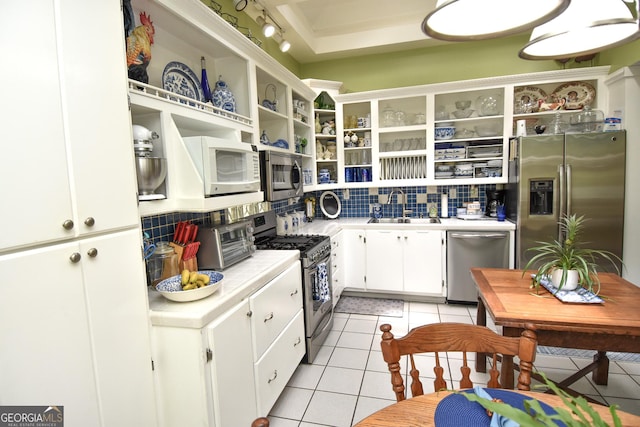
(169, 242, 198, 272)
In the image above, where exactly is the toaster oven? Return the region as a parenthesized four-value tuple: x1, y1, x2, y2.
(195, 219, 256, 270)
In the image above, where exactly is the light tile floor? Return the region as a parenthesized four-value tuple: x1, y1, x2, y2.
(267, 301, 640, 427)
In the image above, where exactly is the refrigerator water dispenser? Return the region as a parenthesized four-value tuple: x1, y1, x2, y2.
(529, 180, 553, 215)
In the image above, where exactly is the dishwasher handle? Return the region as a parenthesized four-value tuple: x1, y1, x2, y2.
(449, 233, 507, 239)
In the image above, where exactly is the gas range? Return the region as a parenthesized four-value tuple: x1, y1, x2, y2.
(255, 234, 331, 265)
(250, 211, 331, 266)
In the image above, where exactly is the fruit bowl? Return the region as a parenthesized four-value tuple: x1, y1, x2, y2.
(156, 271, 223, 302)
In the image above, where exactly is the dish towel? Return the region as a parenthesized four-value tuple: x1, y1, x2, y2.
(315, 262, 330, 302)
(473, 387, 519, 427)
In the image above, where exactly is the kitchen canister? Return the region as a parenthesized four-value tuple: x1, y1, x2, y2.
(319, 168, 330, 184)
(146, 241, 179, 287)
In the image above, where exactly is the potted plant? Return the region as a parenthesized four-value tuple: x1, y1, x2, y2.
(522, 214, 622, 293)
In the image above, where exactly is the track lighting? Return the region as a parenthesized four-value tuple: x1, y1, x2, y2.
(232, 0, 247, 11)
(279, 38, 291, 52)
(256, 12, 275, 38)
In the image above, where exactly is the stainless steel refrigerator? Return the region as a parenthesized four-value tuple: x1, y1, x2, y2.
(507, 131, 625, 271)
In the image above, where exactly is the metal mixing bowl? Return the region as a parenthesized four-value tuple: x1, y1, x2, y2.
(135, 157, 167, 195)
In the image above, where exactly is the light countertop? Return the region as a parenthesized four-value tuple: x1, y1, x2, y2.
(148, 250, 299, 329)
(299, 216, 515, 235)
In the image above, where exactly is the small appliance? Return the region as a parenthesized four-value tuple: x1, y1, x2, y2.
(259, 151, 303, 201)
(485, 189, 506, 218)
(183, 136, 261, 196)
(195, 219, 256, 270)
(132, 124, 167, 200)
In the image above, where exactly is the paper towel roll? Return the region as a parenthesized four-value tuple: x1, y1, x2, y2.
(441, 193, 449, 218)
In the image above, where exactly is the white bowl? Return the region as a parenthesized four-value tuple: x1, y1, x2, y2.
(435, 127, 456, 140)
(452, 109, 474, 119)
(474, 124, 501, 137)
(156, 271, 223, 302)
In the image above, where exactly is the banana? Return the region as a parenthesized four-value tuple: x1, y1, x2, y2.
(183, 283, 196, 291)
(181, 269, 190, 285)
(189, 271, 198, 283)
(197, 273, 210, 284)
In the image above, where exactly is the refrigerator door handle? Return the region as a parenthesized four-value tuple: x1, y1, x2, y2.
(558, 164, 565, 241)
(566, 163, 572, 217)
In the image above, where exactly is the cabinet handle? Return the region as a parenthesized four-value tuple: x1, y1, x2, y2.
(290, 289, 298, 296)
(87, 248, 98, 258)
(264, 312, 274, 323)
(404, 236, 408, 240)
(267, 370, 278, 384)
(246, 311, 253, 317)
(62, 220, 74, 230)
(84, 217, 95, 227)
(69, 252, 81, 263)
(294, 337, 302, 347)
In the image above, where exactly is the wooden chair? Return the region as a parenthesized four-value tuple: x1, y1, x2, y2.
(380, 322, 537, 402)
(251, 417, 269, 427)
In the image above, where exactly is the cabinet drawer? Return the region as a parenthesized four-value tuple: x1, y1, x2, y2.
(254, 309, 305, 416)
(250, 261, 302, 359)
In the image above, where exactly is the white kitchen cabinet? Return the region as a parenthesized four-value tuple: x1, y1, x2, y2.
(331, 230, 345, 305)
(403, 230, 445, 295)
(0, 2, 157, 426)
(343, 229, 367, 289)
(365, 229, 404, 291)
(3, 0, 140, 253)
(151, 260, 304, 427)
(328, 68, 611, 188)
(207, 299, 256, 427)
(364, 229, 445, 296)
(0, 230, 157, 427)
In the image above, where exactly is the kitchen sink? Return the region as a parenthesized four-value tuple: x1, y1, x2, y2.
(367, 217, 441, 224)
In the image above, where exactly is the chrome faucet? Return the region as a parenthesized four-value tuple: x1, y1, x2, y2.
(387, 188, 412, 220)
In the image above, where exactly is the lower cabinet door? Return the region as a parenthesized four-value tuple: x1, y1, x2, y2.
(403, 230, 444, 294)
(254, 310, 306, 415)
(207, 299, 257, 427)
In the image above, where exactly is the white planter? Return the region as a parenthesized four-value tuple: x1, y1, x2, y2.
(551, 269, 580, 291)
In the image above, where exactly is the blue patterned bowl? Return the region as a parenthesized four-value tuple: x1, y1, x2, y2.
(435, 127, 456, 140)
(156, 271, 223, 302)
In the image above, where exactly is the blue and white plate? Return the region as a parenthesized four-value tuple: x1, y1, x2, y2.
(156, 270, 223, 302)
(162, 61, 204, 103)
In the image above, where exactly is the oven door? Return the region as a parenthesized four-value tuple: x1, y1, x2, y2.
(303, 254, 333, 337)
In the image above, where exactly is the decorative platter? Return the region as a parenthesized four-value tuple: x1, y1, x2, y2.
(513, 86, 547, 113)
(162, 61, 204, 103)
(156, 270, 223, 302)
(551, 81, 596, 110)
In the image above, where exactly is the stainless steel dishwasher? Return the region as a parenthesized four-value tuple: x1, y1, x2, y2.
(446, 231, 510, 303)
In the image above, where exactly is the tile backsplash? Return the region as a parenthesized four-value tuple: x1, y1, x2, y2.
(141, 184, 499, 244)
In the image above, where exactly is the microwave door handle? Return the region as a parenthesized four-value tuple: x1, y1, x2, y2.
(291, 160, 301, 189)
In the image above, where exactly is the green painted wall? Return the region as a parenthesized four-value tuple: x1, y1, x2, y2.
(299, 36, 640, 93)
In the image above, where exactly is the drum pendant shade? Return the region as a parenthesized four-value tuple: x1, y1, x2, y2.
(422, 0, 570, 41)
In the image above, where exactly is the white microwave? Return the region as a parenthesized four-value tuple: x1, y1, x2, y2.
(183, 136, 261, 196)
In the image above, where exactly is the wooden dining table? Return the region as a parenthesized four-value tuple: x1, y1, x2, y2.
(470, 268, 640, 396)
(354, 390, 640, 426)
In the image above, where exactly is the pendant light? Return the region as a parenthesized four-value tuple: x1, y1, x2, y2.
(422, 0, 570, 41)
(519, 0, 640, 59)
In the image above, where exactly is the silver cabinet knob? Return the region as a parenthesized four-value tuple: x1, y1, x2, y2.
(87, 248, 98, 258)
(264, 312, 274, 323)
(84, 217, 95, 227)
(69, 252, 81, 263)
(62, 220, 74, 230)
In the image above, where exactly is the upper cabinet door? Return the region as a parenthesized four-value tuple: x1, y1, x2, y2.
(1, 1, 74, 252)
(1, 0, 140, 253)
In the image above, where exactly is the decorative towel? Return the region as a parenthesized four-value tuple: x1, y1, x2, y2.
(473, 387, 519, 427)
(314, 262, 330, 302)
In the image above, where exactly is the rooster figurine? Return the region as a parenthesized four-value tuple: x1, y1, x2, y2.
(126, 12, 155, 84)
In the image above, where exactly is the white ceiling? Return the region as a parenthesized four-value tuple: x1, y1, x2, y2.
(243, 0, 447, 63)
